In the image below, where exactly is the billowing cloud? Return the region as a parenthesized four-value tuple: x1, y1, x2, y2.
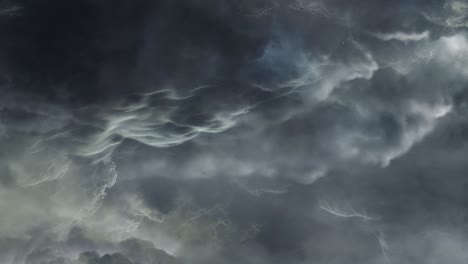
(2, 0, 468, 263)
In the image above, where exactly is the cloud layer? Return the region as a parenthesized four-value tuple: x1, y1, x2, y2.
(1, 0, 468, 263)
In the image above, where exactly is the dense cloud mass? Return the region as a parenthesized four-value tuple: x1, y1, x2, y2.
(1, 0, 468, 263)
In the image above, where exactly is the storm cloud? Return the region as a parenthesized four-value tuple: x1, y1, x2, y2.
(1, 0, 468, 263)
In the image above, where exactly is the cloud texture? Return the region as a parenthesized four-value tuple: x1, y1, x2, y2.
(1, 0, 468, 263)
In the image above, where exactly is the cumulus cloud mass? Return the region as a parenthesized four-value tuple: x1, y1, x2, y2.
(1, 0, 468, 263)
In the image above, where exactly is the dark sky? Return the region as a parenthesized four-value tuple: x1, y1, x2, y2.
(1, 0, 468, 263)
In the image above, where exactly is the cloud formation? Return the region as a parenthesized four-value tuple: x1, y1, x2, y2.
(1, 0, 468, 263)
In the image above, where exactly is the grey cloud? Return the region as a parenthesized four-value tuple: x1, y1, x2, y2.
(2, 227, 180, 264)
(2, 0, 468, 263)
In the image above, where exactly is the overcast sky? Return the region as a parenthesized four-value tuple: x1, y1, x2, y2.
(1, 0, 468, 263)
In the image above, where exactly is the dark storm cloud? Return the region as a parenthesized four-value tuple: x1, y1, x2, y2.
(2, 0, 468, 263)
